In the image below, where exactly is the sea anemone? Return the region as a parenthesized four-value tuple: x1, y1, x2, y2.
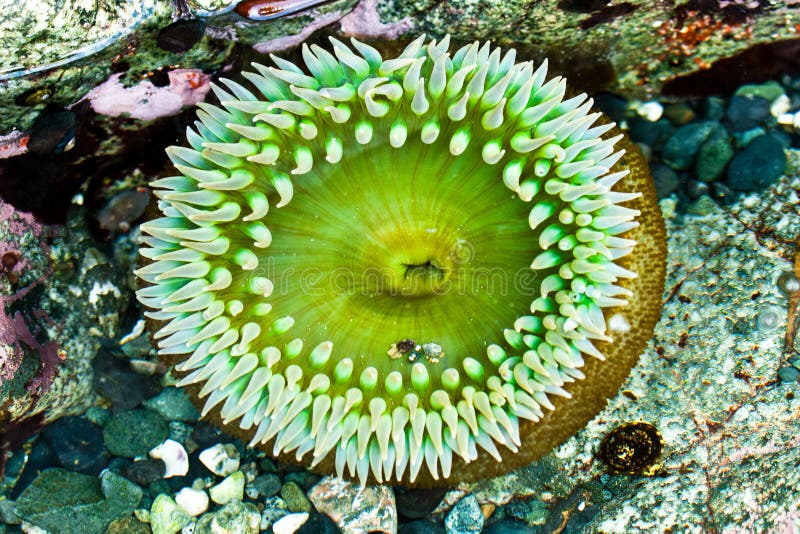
(135, 35, 666, 487)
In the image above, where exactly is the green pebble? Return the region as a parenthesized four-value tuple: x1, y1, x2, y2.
(150, 494, 191, 534)
(103, 409, 169, 458)
(734, 81, 785, 102)
(280, 481, 313, 513)
(695, 127, 733, 182)
(143, 387, 201, 422)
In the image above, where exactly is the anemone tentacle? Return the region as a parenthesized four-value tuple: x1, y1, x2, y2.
(136, 35, 658, 486)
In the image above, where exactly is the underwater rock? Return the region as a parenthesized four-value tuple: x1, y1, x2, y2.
(344, 0, 800, 99)
(15, 468, 143, 534)
(0, 199, 128, 459)
(726, 133, 788, 191)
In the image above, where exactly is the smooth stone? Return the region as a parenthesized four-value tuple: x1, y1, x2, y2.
(195, 500, 261, 534)
(176, 487, 210, 517)
(143, 387, 200, 422)
(209, 471, 245, 505)
(628, 117, 673, 149)
(662, 102, 696, 125)
(444, 494, 483, 534)
(662, 121, 719, 170)
(93, 352, 160, 410)
(695, 127, 734, 182)
(778, 366, 800, 383)
(308, 476, 396, 533)
(190, 422, 230, 448)
(726, 134, 788, 191)
(84, 406, 111, 427)
(294, 512, 340, 534)
(726, 95, 771, 131)
(198, 443, 240, 477)
(252, 473, 282, 498)
(684, 180, 710, 200)
(149, 439, 190, 478)
(15, 468, 142, 534)
(41, 416, 109, 476)
(281, 481, 313, 513)
(649, 163, 680, 198)
(104, 409, 170, 458)
(124, 459, 167, 486)
(734, 80, 785, 102)
(273, 512, 311, 534)
(150, 493, 192, 534)
(175, 488, 208, 516)
(701, 97, 726, 121)
(395, 487, 448, 521)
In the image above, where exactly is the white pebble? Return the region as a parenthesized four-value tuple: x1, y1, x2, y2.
(209, 471, 245, 505)
(175, 487, 209, 517)
(199, 443, 240, 476)
(149, 439, 189, 478)
(770, 94, 791, 117)
(633, 101, 663, 122)
(272, 513, 310, 534)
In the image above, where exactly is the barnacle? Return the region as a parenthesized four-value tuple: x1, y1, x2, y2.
(135, 35, 666, 487)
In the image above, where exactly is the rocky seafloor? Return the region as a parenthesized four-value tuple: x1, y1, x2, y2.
(2, 1, 800, 533)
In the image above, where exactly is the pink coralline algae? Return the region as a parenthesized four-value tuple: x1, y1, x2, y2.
(85, 68, 211, 121)
(0, 199, 62, 396)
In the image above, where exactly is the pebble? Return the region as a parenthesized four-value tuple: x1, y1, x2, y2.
(41, 416, 109, 475)
(150, 493, 192, 534)
(124, 459, 166, 486)
(260, 496, 290, 530)
(149, 439, 190, 478)
(444, 494, 483, 534)
(308, 476, 396, 533)
(252, 473, 282, 498)
(195, 500, 261, 534)
(695, 126, 734, 182)
(281, 481, 313, 513)
(629, 117, 674, 149)
(104, 409, 170, 458)
(778, 366, 800, 383)
(685, 180, 711, 200)
(175, 487, 210, 517)
(662, 121, 719, 170)
(209, 471, 245, 505)
(726, 95, 772, 131)
(734, 80, 785, 102)
(726, 134, 788, 191)
(84, 406, 111, 427)
(144, 387, 200, 422)
(701, 97, 726, 121)
(93, 352, 160, 410)
(662, 102, 696, 125)
(395, 487, 448, 520)
(295, 512, 340, 534)
(649, 163, 680, 197)
(273, 512, 311, 534)
(198, 443, 240, 476)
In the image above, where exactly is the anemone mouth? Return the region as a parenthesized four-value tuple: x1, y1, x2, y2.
(136, 35, 665, 487)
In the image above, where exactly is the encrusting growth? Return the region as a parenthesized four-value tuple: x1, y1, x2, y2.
(136, 35, 666, 487)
